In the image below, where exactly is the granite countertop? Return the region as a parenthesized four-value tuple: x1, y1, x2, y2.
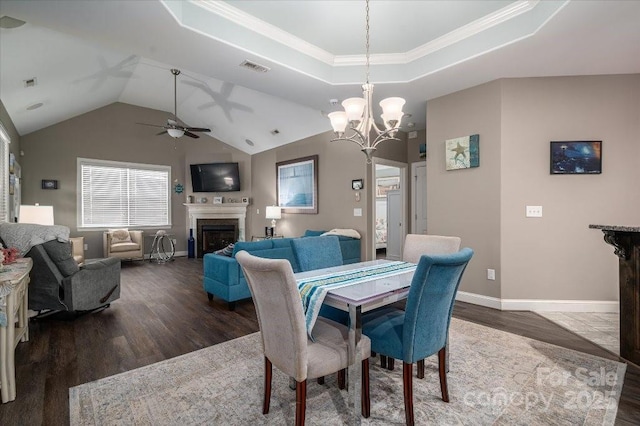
(589, 224, 640, 232)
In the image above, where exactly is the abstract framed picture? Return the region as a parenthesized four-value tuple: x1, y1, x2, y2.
(550, 141, 602, 174)
(445, 134, 479, 170)
(276, 155, 318, 214)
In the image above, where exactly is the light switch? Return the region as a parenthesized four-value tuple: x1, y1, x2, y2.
(354, 208, 362, 217)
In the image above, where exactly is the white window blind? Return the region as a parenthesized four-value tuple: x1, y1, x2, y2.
(0, 122, 10, 223)
(78, 158, 171, 228)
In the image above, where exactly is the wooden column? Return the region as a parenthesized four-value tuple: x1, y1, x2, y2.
(590, 225, 640, 365)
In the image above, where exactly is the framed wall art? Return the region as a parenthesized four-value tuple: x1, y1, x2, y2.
(376, 176, 400, 198)
(276, 155, 318, 214)
(445, 134, 479, 170)
(550, 141, 602, 174)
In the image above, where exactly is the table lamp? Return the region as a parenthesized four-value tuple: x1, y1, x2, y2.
(265, 205, 281, 237)
(18, 204, 54, 225)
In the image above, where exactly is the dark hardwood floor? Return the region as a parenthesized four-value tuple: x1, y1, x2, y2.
(0, 257, 638, 425)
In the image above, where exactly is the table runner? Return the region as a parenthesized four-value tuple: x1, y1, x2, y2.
(0, 259, 30, 327)
(296, 261, 417, 338)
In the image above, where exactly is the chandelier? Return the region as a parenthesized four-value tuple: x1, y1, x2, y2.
(328, 0, 406, 163)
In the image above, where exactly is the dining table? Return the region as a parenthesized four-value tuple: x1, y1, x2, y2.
(295, 259, 417, 424)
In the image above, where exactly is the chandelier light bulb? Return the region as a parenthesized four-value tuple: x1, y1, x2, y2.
(342, 97, 366, 124)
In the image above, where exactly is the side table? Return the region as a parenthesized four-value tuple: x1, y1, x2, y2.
(0, 257, 33, 403)
(149, 231, 176, 263)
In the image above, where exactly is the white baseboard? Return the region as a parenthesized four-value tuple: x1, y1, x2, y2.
(456, 291, 619, 313)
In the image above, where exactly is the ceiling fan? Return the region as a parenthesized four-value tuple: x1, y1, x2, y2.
(137, 69, 211, 139)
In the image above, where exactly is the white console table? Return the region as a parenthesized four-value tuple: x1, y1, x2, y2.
(0, 257, 32, 403)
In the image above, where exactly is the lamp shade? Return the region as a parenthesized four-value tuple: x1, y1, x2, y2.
(265, 206, 282, 220)
(328, 111, 348, 133)
(342, 97, 366, 122)
(19, 205, 54, 225)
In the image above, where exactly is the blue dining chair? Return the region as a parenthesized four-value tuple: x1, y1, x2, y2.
(362, 248, 473, 426)
(292, 235, 350, 326)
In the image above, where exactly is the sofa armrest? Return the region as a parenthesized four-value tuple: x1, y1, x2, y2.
(203, 253, 241, 286)
(63, 257, 121, 310)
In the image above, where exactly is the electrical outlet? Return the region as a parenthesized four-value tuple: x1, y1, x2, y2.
(526, 205, 543, 217)
(354, 208, 362, 217)
(172, 238, 177, 245)
(487, 269, 496, 280)
(256, 208, 260, 215)
(84, 244, 88, 250)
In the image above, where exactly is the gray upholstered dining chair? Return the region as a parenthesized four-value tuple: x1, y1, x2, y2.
(236, 250, 371, 425)
(362, 248, 473, 426)
(379, 233, 462, 370)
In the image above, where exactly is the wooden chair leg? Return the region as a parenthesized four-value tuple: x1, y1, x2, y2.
(317, 376, 325, 385)
(380, 355, 387, 369)
(263, 357, 272, 414)
(337, 369, 346, 390)
(361, 358, 370, 418)
(403, 362, 414, 426)
(295, 380, 307, 426)
(438, 347, 449, 402)
(388, 357, 395, 371)
(417, 359, 425, 379)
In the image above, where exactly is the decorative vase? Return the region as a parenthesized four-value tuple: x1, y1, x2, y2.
(188, 229, 195, 259)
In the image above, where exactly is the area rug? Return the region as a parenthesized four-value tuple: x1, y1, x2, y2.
(69, 318, 626, 425)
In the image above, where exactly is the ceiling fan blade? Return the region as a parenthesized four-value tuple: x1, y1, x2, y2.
(184, 130, 200, 139)
(156, 130, 168, 136)
(185, 127, 211, 133)
(137, 122, 168, 129)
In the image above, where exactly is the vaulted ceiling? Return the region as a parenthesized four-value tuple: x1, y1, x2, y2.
(1, 0, 639, 155)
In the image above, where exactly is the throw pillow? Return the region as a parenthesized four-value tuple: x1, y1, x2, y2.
(110, 229, 132, 244)
(214, 243, 234, 257)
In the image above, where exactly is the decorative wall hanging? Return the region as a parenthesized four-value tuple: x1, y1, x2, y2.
(352, 179, 364, 190)
(550, 141, 602, 174)
(276, 155, 318, 214)
(445, 134, 479, 170)
(41, 179, 58, 189)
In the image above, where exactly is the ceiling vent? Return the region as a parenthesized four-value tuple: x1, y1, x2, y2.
(270, 129, 280, 136)
(23, 77, 37, 88)
(240, 60, 270, 73)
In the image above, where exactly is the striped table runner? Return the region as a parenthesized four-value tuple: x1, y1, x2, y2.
(296, 261, 417, 339)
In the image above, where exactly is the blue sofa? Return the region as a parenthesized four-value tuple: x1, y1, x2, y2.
(203, 230, 361, 309)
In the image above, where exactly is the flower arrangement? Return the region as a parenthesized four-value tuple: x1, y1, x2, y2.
(0, 244, 19, 266)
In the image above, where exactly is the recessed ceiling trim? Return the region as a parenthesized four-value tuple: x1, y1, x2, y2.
(334, 0, 542, 66)
(196, 0, 335, 65)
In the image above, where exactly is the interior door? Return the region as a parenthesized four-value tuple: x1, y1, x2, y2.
(412, 163, 427, 234)
(386, 189, 403, 260)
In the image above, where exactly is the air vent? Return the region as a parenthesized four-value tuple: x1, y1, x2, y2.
(270, 129, 280, 136)
(245, 139, 255, 146)
(23, 77, 37, 88)
(240, 60, 270, 73)
(26, 102, 43, 111)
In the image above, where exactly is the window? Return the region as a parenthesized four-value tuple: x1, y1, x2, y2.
(0, 122, 10, 223)
(78, 158, 171, 229)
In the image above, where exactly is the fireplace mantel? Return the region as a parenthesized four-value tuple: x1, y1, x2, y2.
(184, 203, 249, 248)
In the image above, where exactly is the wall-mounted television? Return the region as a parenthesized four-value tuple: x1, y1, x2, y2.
(550, 141, 602, 175)
(190, 162, 241, 192)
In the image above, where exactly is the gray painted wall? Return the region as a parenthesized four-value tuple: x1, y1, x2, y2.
(18, 102, 252, 259)
(426, 74, 640, 302)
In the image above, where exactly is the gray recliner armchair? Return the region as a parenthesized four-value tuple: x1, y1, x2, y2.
(26, 239, 121, 313)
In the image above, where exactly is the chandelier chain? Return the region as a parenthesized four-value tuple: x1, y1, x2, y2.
(365, 0, 370, 84)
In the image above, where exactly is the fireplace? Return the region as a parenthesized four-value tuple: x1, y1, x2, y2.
(197, 219, 239, 258)
(184, 203, 248, 258)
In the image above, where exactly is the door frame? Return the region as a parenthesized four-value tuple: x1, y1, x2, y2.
(411, 161, 427, 233)
(370, 157, 408, 260)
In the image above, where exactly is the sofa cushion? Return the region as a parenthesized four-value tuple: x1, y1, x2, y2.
(42, 240, 79, 277)
(110, 242, 140, 253)
(304, 230, 325, 237)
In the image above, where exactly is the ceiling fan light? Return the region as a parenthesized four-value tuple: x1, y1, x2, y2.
(167, 128, 185, 138)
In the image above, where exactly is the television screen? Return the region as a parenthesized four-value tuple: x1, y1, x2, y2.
(190, 163, 241, 192)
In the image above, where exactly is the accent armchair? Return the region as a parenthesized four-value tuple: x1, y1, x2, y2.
(362, 248, 473, 425)
(103, 229, 144, 261)
(236, 250, 371, 425)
